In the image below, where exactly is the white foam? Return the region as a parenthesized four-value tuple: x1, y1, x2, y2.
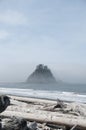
(0, 87, 86, 103)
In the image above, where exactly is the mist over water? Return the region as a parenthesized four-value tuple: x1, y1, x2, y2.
(0, 0, 86, 104)
(0, 1, 86, 84)
(0, 82, 86, 94)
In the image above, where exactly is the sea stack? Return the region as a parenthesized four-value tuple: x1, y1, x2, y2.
(26, 64, 57, 83)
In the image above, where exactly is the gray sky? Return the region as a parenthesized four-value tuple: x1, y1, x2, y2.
(0, 0, 86, 83)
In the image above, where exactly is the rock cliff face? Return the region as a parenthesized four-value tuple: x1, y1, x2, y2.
(26, 64, 57, 83)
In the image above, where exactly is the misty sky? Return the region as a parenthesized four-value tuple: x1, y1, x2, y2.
(0, 0, 86, 83)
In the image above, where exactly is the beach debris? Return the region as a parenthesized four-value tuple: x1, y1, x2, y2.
(42, 99, 67, 112)
(53, 99, 66, 109)
(1, 116, 28, 130)
(62, 104, 86, 117)
(27, 121, 38, 130)
(0, 95, 86, 130)
(42, 99, 85, 118)
(70, 125, 77, 130)
(37, 123, 50, 130)
(0, 95, 10, 113)
(0, 121, 2, 129)
(46, 123, 66, 130)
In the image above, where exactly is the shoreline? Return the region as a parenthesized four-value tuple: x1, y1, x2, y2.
(0, 87, 86, 103)
(8, 94, 74, 103)
(1, 94, 86, 130)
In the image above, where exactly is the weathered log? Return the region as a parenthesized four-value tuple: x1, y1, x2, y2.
(70, 125, 77, 130)
(1, 111, 86, 130)
(9, 95, 56, 105)
(46, 123, 66, 130)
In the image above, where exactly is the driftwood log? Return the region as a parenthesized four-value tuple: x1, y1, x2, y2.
(1, 111, 86, 130)
(0, 95, 85, 130)
(70, 125, 77, 130)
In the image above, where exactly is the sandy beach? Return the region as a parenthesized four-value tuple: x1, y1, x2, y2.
(0, 95, 86, 130)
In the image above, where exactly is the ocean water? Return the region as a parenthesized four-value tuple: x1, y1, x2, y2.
(0, 83, 86, 103)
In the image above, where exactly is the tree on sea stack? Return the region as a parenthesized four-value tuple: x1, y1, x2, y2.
(26, 64, 57, 83)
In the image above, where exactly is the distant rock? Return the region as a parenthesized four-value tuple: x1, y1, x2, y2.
(26, 64, 57, 84)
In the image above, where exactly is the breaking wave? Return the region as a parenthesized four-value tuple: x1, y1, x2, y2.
(0, 87, 86, 103)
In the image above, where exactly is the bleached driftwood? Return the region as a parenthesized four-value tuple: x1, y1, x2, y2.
(70, 125, 77, 130)
(46, 123, 66, 130)
(4, 95, 85, 130)
(9, 95, 56, 105)
(1, 111, 86, 130)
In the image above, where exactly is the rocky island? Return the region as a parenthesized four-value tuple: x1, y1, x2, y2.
(26, 64, 57, 83)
